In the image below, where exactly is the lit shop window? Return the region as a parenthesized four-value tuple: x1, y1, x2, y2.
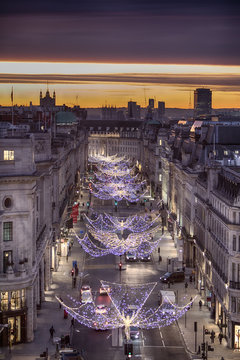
(4, 150, 14, 160)
(159, 139, 162, 146)
(0, 290, 25, 311)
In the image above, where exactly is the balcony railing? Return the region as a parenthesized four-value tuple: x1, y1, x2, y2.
(229, 281, 240, 290)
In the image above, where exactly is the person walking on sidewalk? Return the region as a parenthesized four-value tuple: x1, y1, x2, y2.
(218, 332, 223, 344)
(210, 330, 215, 343)
(49, 325, 55, 339)
(199, 299, 202, 310)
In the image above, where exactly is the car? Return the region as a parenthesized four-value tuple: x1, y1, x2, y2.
(80, 286, 93, 304)
(95, 304, 107, 314)
(161, 303, 176, 316)
(58, 349, 84, 359)
(99, 286, 110, 295)
(130, 326, 140, 340)
(80, 285, 91, 294)
(160, 271, 185, 284)
(139, 254, 151, 262)
(126, 252, 137, 261)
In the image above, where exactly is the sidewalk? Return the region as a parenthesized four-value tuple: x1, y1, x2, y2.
(152, 229, 240, 360)
(1, 221, 86, 360)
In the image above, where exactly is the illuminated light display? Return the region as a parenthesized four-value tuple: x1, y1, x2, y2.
(56, 281, 195, 340)
(84, 211, 161, 233)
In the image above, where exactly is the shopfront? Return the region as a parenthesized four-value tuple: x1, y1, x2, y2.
(0, 290, 27, 346)
(233, 323, 240, 349)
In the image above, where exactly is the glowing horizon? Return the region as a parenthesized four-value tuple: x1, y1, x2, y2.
(0, 61, 240, 108)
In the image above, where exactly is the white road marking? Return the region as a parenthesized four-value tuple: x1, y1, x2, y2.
(159, 328, 165, 347)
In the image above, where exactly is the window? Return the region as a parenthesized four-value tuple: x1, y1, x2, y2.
(3, 150, 14, 160)
(232, 297, 236, 312)
(224, 150, 228, 156)
(159, 139, 162, 146)
(158, 161, 162, 169)
(159, 174, 162, 181)
(232, 262, 236, 281)
(3, 197, 12, 209)
(3, 250, 12, 273)
(3, 222, 12, 241)
(233, 235, 237, 251)
(233, 212, 236, 223)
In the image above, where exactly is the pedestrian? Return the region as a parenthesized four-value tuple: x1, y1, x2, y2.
(185, 282, 188, 289)
(49, 325, 55, 338)
(190, 297, 193, 308)
(158, 255, 162, 263)
(64, 309, 68, 319)
(199, 299, 202, 310)
(210, 330, 215, 343)
(59, 297, 63, 309)
(75, 267, 79, 277)
(218, 332, 223, 344)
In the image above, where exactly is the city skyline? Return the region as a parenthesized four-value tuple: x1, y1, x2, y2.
(1, 1, 240, 108)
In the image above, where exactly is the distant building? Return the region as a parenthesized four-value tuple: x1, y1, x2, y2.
(194, 88, 212, 116)
(101, 106, 117, 120)
(158, 101, 165, 120)
(149, 98, 154, 108)
(127, 101, 140, 120)
(40, 89, 56, 109)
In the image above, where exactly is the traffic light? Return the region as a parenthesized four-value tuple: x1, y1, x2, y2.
(144, 199, 147, 202)
(114, 200, 118, 206)
(124, 343, 133, 357)
(119, 262, 122, 271)
(87, 201, 90, 207)
(201, 343, 205, 351)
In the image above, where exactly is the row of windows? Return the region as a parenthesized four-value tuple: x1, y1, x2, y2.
(231, 296, 240, 314)
(0, 290, 25, 311)
(211, 195, 240, 224)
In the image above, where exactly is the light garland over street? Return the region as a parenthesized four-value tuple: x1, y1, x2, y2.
(56, 281, 194, 340)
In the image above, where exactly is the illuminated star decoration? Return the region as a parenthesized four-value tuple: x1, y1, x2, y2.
(56, 281, 195, 340)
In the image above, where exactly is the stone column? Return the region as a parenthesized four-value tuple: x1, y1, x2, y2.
(40, 257, 45, 303)
(44, 245, 51, 291)
(26, 285, 34, 342)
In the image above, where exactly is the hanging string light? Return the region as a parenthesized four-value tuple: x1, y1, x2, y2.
(56, 281, 195, 340)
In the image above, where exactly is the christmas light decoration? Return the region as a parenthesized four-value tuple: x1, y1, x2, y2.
(84, 211, 161, 233)
(89, 154, 127, 165)
(56, 281, 195, 340)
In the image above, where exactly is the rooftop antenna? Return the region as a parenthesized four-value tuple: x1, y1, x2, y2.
(188, 90, 192, 109)
(143, 88, 147, 107)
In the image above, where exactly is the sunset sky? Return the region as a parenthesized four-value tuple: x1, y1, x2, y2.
(1, 0, 240, 108)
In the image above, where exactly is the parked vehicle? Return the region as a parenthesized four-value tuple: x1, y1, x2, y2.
(160, 271, 185, 284)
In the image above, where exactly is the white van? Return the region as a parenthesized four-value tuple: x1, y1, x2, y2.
(158, 290, 176, 315)
(158, 290, 176, 305)
(81, 290, 93, 304)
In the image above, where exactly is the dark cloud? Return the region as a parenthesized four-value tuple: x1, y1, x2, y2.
(0, 13, 239, 65)
(1, 73, 240, 91)
(2, 0, 240, 15)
